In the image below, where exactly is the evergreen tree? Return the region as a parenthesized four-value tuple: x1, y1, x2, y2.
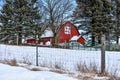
(112, 0, 120, 44)
(0, 0, 41, 45)
(0, 0, 14, 43)
(73, 0, 113, 46)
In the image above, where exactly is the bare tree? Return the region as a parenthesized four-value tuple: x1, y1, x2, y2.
(39, 0, 74, 43)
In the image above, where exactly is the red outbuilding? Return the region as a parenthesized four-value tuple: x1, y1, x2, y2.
(25, 21, 85, 46)
(57, 21, 85, 45)
(26, 37, 54, 46)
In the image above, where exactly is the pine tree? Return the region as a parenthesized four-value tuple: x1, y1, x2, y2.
(73, 0, 113, 46)
(0, 0, 41, 45)
(89, 0, 112, 36)
(0, 0, 14, 43)
(112, 0, 120, 44)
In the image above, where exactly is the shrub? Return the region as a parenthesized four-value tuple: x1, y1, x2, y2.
(106, 44, 120, 51)
(29, 67, 41, 71)
(1, 59, 18, 66)
(77, 62, 98, 73)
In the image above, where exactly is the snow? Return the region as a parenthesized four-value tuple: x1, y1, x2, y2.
(70, 35, 79, 41)
(41, 29, 53, 38)
(0, 44, 120, 77)
(0, 23, 3, 26)
(45, 41, 51, 46)
(0, 63, 77, 80)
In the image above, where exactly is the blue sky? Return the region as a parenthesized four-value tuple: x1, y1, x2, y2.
(0, 1, 4, 10)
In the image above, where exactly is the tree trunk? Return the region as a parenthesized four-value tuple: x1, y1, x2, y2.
(91, 34, 95, 47)
(53, 33, 58, 47)
(98, 35, 101, 44)
(17, 32, 22, 45)
(116, 35, 119, 44)
(17, 26, 22, 45)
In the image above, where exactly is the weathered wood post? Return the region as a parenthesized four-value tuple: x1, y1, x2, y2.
(16, 34, 19, 45)
(101, 34, 106, 74)
(36, 34, 39, 66)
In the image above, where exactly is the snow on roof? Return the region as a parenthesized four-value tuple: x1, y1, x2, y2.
(70, 35, 81, 41)
(78, 30, 86, 34)
(41, 29, 53, 38)
(25, 28, 53, 40)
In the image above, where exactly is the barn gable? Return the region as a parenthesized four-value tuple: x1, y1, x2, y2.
(57, 21, 80, 44)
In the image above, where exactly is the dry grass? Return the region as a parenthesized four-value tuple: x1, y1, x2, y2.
(22, 61, 32, 65)
(54, 63, 63, 70)
(22, 57, 32, 65)
(0, 59, 40, 71)
(0, 59, 120, 80)
(82, 76, 92, 80)
(77, 62, 98, 74)
(77, 62, 120, 80)
(49, 62, 67, 74)
(50, 69, 67, 74)
(108, 73, 120, 80)
(0, 59, 18, 66)
(39, 63, 48, 67)
(29, 67, 41, 71)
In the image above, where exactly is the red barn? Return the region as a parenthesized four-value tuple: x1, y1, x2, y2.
(25, 21, 85, 46)
(57, 21, 85, 45)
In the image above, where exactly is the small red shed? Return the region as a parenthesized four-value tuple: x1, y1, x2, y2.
(26, 37, 54, 46)
(40, 37, 54, 46)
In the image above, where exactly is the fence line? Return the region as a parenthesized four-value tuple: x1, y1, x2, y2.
(0, 44, 120, 76)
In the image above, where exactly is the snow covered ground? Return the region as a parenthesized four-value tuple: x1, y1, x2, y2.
(0, 63, 77, 80)
(0, 44, 120, 76)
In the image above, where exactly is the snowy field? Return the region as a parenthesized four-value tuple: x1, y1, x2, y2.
(0, 63, 77, 80)
(0, 44, 120, 76)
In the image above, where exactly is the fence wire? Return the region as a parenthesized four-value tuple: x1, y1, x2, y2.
(0, 44, 120, 76)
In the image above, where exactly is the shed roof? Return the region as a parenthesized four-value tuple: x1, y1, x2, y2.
(41, 28, 53, 38)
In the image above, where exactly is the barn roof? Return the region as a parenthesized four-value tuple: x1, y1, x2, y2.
(70, 35, 85, 45)
(70, 35, 81, 41)
(41, 28, 53, 38)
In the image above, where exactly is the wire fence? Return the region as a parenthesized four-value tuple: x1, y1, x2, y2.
(0, 44, 120, 76)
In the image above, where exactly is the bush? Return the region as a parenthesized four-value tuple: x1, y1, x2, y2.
(106, 44, 120, 51)
(29, 67, 41, 71)
(77, 62, 98, 73)
(1, 59, 18, 66)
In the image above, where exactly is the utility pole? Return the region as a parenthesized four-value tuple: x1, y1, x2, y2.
(101, 34, 106, 74)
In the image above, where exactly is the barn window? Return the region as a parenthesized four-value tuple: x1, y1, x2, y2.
(64, 26, 71, 34)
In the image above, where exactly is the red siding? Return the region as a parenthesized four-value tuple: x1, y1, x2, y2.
(26, 21, 85, 46)
(27, 39, 36, 44)
(40, 37, 54, 45)
(26, 37, 54, 46)
(77, 36, 85, 45)
(57, 21, 80, 43)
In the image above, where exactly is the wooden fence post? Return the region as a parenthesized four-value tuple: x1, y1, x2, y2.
(36, 34, 39, 66)
(101, 34, 106, 75)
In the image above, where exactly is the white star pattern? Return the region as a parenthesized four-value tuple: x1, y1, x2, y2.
(64, 26, 71, 34)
